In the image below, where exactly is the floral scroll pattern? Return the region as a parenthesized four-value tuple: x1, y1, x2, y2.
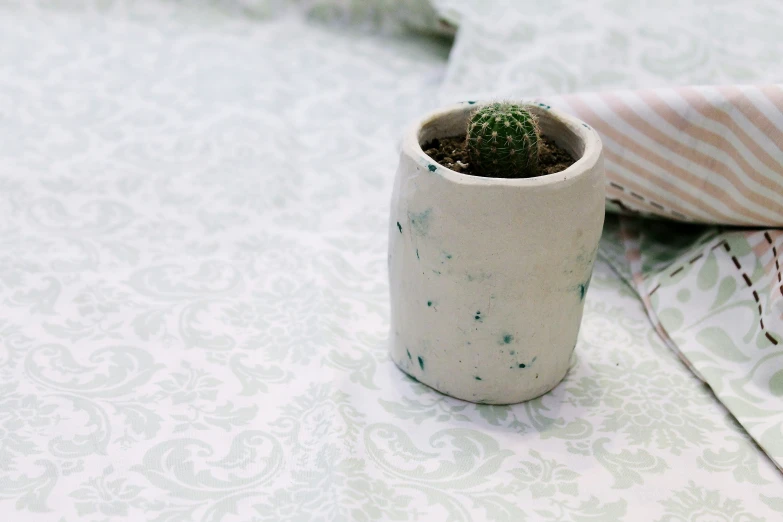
(0, 1, 781, 521)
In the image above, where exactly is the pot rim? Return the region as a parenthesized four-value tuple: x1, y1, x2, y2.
(403, 100, 602, 187)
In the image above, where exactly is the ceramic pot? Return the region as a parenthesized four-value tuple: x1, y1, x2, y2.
(388, 102, 605, 404)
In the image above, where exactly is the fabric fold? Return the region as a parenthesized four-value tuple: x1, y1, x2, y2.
(529, 87, 783, 470)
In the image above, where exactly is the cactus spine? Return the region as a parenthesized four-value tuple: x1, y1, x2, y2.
(466, 103, 540, 178)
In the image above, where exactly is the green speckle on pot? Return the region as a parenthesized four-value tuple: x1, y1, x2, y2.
(532, 356, 537, 363)
(432, 269, 441, 275)
(397, 222, 402, 233)
(475, 311, 482, 321)
(408, 209, 432, 236)
(427, 300, 432, 307)
(466, 271, 492, 283)
(501, 334, 514, 344)
(475, 376, 482, 380)
(416, 248, 419, 259)
(509, 350, 515, 355)
(576, 278, 591, 301)
(418, 356, 425, 371)
(406, 349, 412, 360)
(518, 363, 526, 369)
(428, 164, 436, 172)
(467, 100, 476, 104)
(444, 252, 452, 260)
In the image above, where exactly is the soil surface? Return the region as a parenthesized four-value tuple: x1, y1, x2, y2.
(422, 134, 575, 177)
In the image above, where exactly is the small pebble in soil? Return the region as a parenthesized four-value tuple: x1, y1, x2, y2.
(422, 134, 575, 177)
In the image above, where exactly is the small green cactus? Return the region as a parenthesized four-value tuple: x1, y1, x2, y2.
(466, 103, 540, 178)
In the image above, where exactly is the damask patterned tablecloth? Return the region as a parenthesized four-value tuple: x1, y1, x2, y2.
(1, 2, 782, 521)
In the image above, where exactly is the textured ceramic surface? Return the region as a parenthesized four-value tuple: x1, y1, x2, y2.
(389, 102, 605, 404)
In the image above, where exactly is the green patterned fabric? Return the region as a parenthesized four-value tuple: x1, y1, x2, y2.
(623, 221, 783, 467)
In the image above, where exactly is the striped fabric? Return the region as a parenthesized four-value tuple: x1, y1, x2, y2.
(545, 85, 783, 227)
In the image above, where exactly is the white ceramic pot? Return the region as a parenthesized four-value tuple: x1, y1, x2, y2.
(388, 102, 605, 404)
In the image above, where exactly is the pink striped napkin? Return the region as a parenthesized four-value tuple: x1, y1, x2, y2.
(546, 85, 783, 226)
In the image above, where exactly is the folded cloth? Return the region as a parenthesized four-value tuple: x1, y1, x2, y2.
(548, 86, 783, 226)
(537, 87, 783, 471)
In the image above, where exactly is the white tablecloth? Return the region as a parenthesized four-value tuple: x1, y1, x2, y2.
(1, 2, 781, 520)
